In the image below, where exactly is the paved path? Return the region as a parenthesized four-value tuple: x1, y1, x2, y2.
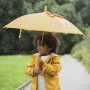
(59, 55, 90, 90)
(16, 54, 90, 90)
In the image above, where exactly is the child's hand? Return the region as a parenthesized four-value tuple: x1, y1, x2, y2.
(33, 67, 42, 74)
(37, 58, 44, 67)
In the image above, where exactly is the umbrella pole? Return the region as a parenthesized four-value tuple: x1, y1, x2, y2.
(40, 31, 44, 57)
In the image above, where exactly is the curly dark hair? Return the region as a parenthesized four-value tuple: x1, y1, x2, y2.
(35, 32, 60, 53)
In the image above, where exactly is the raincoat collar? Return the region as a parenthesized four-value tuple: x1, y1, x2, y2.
(34, 52, 58, 63)
(35, 52, 55, 58)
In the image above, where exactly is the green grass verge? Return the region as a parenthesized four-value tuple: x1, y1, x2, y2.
(0, 55, 31, 90)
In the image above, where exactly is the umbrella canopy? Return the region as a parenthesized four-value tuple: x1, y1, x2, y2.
(3, 6, 84, 37)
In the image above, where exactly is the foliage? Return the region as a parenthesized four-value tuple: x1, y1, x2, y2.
(74, 0, 90, 27)
(72, 50, 85, 61)
(71, 41, 85, 55)
(0, 0, 25, 55)
(84, 27, 90, 52)
(55, 0, 70, 5)
(82, 53, 90, 73)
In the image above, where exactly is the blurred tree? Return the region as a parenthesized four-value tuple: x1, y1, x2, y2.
(0, 0, 24, 54)
(74, 0, 90, 27)
(84, 27, 90, 52)
(55, 0, 71, 5)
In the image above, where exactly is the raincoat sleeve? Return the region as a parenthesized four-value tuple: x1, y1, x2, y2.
(41, 56, 62, 76)
(25, 55, 36, 76)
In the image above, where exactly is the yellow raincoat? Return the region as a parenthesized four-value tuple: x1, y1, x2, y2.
(25, 53, 62, 90)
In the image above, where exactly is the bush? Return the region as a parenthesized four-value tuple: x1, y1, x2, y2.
(84, 27, 90, 52)
(71, 41, 85, 55)
(82, 53, 90, 73)
(72, 50, 85, 62)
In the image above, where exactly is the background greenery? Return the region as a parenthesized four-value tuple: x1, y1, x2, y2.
(0, 0, 90, 55)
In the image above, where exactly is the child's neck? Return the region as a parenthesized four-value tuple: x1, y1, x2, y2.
(41, 53, 50, 56)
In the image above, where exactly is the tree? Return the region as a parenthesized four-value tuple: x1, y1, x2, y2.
(55, 0, 71, 5)
(0, 0, 24, 54)
(74, 0, 90, 27)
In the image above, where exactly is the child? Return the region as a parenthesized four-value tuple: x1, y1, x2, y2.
(25, 32, 62, 90)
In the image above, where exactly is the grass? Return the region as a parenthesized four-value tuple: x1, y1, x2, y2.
(0, 55, 31, 90)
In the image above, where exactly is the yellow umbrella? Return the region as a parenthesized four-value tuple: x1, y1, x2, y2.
(3, 6, 84, 38)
